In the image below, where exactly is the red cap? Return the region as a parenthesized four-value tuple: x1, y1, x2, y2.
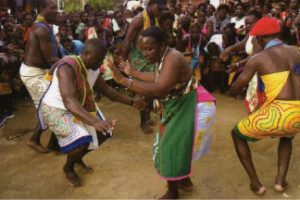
(249, 17, 281, 36)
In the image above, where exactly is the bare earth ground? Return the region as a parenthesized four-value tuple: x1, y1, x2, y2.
(0, 93, 299, 199)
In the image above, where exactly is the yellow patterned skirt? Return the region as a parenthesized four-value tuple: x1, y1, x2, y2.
(235, 100, 300, 142)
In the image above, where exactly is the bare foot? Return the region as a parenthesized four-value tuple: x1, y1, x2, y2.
(27, 140, 50, 153)
(179, 177, 194, 192)
(250, 182, 266, 195)
(76, 160, 94, 174)
(141, 124, 153, 134)
(63, 166, 84, 187)
(274, 182, 288, 192)
(159, 190, 179, 199)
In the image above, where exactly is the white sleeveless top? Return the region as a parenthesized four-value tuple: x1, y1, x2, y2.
(245, 35, 254, 55)
(42, 67, 100, 110)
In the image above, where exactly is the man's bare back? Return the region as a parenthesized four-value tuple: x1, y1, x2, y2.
(24, 24, 58, 69)
(254, 45, 300, 100)
(122, 14, 143, 58)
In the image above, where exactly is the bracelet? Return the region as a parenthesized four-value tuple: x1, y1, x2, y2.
(127, 78, 133, 89)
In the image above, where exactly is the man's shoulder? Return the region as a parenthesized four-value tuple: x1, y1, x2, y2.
(31, 23, 51, 36)
(248, 52, 264, 66)
(282, 44, 300, 52)
(266, 44, 300, 56)
(131, 14, 143, 26)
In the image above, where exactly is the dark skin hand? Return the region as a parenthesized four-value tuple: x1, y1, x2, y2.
(94, 74, 146, 110)
(110, 39, 192, 98)
(118, 60, 155, 82)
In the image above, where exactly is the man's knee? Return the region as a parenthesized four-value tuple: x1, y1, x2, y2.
(79, 143, 89, 151)
(231, 127, 249, 143)
(70, 144, 89, 154)
(231, 128, 238, 139)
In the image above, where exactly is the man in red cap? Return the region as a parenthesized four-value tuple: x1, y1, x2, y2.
(230, 17, 300, 195)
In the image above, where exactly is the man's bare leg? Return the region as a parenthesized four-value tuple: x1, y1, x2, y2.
(160, 181, 179, 199)
(140, 109, 153, 134)
(231, 130, 266, 194)
(274, 137, 292, 192)
(47, 132, 61, 152)
(140, 99, 154, 134)
(27, 124, 50, 153)
(76, 159, 94, 174)
(63, 144, 89, 187)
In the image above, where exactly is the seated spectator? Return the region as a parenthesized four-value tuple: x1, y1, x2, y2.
(59, 37, 84, 57)
(206, 42, 228, 93)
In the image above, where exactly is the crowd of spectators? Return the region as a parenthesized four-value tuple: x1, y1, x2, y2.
(0, 0, 299, 125)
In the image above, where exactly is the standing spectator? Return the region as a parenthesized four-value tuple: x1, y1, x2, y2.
(231, 3, 246, 35)
(291, 16, 300, 47)
(22, 13, 34, 43)
(114, 11, 129, 43)
(15, 0, 24, 23)
(0, 51, 14, 126)
(158, 11, 175, 48)
(196, 8, 213, 42)
(206, 4, 217, 33)
(185, 4, 196, 22)
(288, 0, 299, 13)
(215, 4, 230, 33)
(75, 12, 88, 37)
(70, 12, 82, 39)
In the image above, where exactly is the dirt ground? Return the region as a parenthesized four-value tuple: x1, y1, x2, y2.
(0, 93, 299, 199)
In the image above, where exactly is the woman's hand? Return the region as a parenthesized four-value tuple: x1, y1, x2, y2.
(107, 60, 125, 84)
(119, 60, 132, 76)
